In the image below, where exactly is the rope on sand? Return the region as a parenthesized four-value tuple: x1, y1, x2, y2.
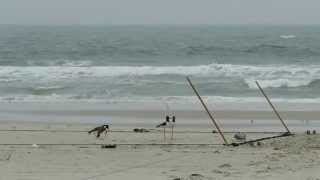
(0, 143, 222, 146)
(0, 129, 284, 134)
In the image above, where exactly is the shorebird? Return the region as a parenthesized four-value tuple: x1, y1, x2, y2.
(156, 115, 176, 140)
(88, 124, 110, 138)
(156, 116, 170, 128)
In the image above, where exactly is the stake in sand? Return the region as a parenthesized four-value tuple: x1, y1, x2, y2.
(186, 76, 229, 145)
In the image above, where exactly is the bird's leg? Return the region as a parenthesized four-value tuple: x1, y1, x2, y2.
(105, 128, 110, 136)
(171, 126, 173, 140)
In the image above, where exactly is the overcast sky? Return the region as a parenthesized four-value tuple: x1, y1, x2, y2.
(0, 0, 319, 25)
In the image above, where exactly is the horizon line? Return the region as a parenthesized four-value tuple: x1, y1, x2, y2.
(0, 23, 320, 26)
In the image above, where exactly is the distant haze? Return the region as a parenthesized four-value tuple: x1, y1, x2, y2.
(0, 0, 320, 25)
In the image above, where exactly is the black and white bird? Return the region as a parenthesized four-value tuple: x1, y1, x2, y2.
(156, 115, 176, 140)
(88, 124, 110, 138)
(156, 116, 170, 128)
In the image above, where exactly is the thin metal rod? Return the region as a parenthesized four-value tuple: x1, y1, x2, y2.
(186, 76, 228, 145)
(255, 81, 291, 133)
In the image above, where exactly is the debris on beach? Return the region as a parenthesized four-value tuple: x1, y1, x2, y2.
(233, 132, 246, 141)
(172, 178, 181, 180)
(187, 173, 214, 180)
(31, 144, 39, 148)
(219, 163, 232, 168)
(133, 128, 150, 133)
(101, 144, 117, 149)
(189, 174, 204, 180)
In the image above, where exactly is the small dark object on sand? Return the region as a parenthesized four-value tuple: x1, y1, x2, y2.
(188, 173, 205, 180)
(234, 132, 246, 141)
(312, 130, 317, 134)
(249, 142, 255, 147)
(306, 130, 311, 135)
(219, 164, 232, 168)
(101, 144, 117, 149)
(212, 130, 217, 133)
(133, 128, 150, 133)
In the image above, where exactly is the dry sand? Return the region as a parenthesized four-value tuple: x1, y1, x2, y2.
(0, 121, 319, 180)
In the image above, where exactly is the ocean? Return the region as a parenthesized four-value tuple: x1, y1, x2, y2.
(1, 25, 320, 105)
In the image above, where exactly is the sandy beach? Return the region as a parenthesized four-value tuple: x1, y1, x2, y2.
(0, 119, 319, 180)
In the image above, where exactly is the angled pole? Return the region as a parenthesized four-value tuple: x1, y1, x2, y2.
(255, 81, 291, 133)
(186, 76, 229, 145)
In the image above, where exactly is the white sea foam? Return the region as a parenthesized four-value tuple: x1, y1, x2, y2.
(32, 86, 66, 91)
(0, 63, 319, 89)
(61, 61, 92, 67)
(0, 63, 319, 79)
(280, 35, 296, 39)
(244, 79, 314, 89)
(1, 94, 320, 104)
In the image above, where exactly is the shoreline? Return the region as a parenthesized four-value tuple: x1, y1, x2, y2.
(1, 101, 320, 121)
(0, 101, 319, 133)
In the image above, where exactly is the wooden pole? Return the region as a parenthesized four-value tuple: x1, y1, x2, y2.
(186, 76, 229, 145)
(255, 81, 291, 133)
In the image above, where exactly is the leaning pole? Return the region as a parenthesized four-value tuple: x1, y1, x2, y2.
(255, 81, 291, 134)
(186, 76, 229, 145)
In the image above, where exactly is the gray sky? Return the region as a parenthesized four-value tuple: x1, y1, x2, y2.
(0, 0, 319, 25)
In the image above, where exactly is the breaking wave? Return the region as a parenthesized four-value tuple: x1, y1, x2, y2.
(1, 95, 320, 104)
(244, 79, 317, 89)
(28, 86, 67, 95)
(0, 63, 319, 85)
